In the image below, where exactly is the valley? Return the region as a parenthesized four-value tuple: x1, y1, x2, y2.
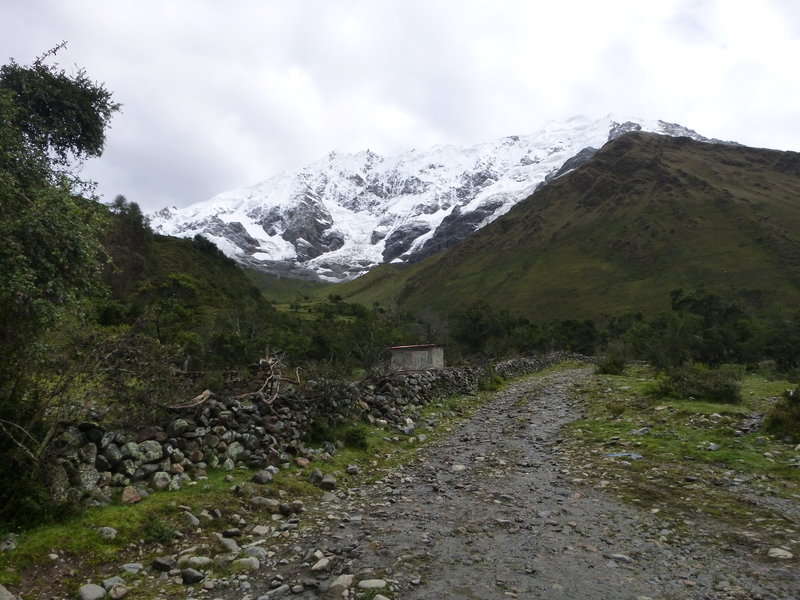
(4, 52, 800, 600)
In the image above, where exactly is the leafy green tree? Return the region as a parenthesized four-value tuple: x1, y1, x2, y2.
(764, 311, 800, 373)
(103, 195, 153, 300)
(349, 309, 397, 375)
(449, 300, 504, 357)
(544, 319, 600, 355)
(0, 46, 119, 522)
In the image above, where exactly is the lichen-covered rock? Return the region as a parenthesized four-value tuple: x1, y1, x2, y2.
(138, 440, 163, 463)
(152, 471, 171, 490)
(226, 441, 245, 461)
(76, 463, 100, 494)
(101, 443, 122, 464)
(119, 442, 142, 462)
(168, 418, 190, 436)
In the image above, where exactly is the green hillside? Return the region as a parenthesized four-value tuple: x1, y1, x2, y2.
(335, 133, 800, 321)
(243, 268, 331, 303)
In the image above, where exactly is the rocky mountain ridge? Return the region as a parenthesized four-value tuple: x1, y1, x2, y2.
(150, 115, 725, 281)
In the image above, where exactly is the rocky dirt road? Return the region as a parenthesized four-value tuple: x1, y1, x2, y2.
(207, 368, 798, 600)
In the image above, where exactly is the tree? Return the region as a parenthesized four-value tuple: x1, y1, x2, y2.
(103, 195, 153, 301)
(0, 45, 119, 369)
(0, 45, 119, 522)
(449, 300, 505, 358)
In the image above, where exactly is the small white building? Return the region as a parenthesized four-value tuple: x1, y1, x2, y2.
(389, 344, 444, 371)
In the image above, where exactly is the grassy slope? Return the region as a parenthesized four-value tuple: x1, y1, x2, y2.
(331, 256, 443, 310)
(147, 235, 262, 307)
(243, 268, 331, 303)
(334, 133, 800, 321)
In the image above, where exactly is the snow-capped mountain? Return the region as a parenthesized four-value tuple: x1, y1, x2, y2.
(150, 115, 725, 281)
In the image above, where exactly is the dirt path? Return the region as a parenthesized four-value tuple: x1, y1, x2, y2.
(221, 368, 797, 600)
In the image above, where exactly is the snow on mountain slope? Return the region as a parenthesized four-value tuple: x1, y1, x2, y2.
(150, 115, 723, 281)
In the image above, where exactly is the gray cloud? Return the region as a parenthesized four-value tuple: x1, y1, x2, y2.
(2, 0, 797, 211)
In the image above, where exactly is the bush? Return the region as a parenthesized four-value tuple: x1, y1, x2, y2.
(143, 516, 176, 544)
(595, 341, 627, 375)
(764, 386, 800, 441)
(195, 370, 224, 394)
(477, 364, 505, 392)
(653, 363, 742, 404)
(341, 424, 370, 451)
(305, 420, 334, 445)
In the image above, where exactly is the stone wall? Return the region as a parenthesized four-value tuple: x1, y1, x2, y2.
(47, 353, 582, 506)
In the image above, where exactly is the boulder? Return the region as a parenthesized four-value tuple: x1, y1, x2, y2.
(231, 556, 259, 571)
(76, 463, 100, 494)
(120, 486, 141, 504)
(152, 555, 176, 572)
(251, 470, 273, 484)
(96, 527, 117, 540)
(0, 584, 17, 600)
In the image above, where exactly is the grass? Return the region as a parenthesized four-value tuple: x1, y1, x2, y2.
(0, 470, 234, 584)
(561, 364, 800, 550)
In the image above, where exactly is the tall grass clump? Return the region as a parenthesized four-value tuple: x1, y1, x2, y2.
(595, 341, 627, 375)
(764, 385, 800, 441)
(651, 363, 742, 404)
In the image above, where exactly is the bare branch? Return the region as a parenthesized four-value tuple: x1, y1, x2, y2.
(34, 41, 68, 65)
(0, 420, 38, 462)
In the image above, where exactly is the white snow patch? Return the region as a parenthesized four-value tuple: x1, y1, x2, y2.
(151, 114, 716, 280)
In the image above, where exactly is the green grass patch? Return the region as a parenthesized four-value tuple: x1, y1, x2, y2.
(562, 365, 800, 547)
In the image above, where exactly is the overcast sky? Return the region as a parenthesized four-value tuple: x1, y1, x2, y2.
(3, 0, 799, 212)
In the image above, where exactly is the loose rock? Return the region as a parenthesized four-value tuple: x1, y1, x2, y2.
(181, 568, 204, 584)
(77, 583, 106, 600)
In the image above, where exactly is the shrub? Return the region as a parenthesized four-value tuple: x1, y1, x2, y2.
(478, 364, 505, 392)
(341, 424, 370, 451)
(653, 363, 742, 404)
(305, 420, 334, 445)
(764, 385, 800, 441)
(195, 370, 224, 394)
(595, 341, 627, 375)
(143, 517, 175, 544)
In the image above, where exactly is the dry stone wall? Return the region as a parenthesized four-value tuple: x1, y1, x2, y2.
(47, 353, 582, 506)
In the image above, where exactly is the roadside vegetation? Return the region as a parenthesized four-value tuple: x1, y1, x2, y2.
(562, 364, 800, 551)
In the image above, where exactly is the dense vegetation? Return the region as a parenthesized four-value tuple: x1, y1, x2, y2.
(0, 50, 394, 524)
(2, 49, 800, 530)
(0, 46, 120, 525)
